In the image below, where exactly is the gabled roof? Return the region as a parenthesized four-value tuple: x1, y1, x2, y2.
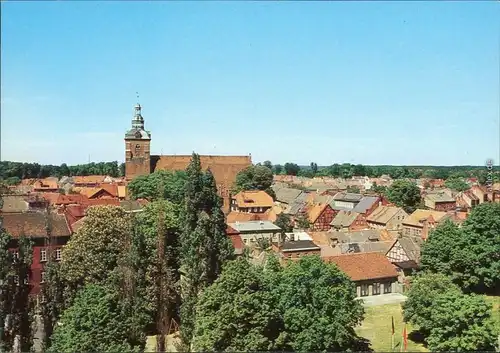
(352, 196, 379, 213)
(324, 252, 398, 281)
(226, 211, 268, 223)
(339, 241, 393, 255)
(330, 210, 361, 228)
(273, 186, 303, 204)
(1, 212, 71, 238)
(330, 229, 382, 243)
(332, 192, 363, 202)
(308, 203, 330, 223)
(424, 192, 455, 203)
(403, 209, 449, 227)
(233, 190, 273, 209)
(367, 206, 406, 224)
(229, 234, 245, 254)
(388, 236, 422, 262)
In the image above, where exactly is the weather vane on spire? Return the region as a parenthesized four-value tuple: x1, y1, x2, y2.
(136, 91, 139, 102)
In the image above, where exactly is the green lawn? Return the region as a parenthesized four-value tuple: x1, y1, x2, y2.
(484, 295, 500, 333)
(144, 296, 499, 352)
(355, 303, 427, 352)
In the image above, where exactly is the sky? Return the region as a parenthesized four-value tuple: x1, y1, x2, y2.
(1, 1, 499, 166)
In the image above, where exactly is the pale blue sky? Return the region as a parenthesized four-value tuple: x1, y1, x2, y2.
(1, 1, 499, 166)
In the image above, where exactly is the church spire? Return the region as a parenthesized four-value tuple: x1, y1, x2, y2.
(125, 93, 151, 140)
(131, 92, 145, 130)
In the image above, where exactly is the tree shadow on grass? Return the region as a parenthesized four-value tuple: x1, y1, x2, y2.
(408, 330, 427, 348)
(352, 335, 374, 352)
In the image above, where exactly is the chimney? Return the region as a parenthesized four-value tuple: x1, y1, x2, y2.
(290, 233, 295, 241)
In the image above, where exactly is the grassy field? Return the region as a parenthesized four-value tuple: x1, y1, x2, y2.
(484, 295, 500, 333)
(355, 303, 427, 352)
(145, 296, 499, 352)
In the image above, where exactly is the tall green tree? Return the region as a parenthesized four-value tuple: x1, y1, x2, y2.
(132, 200, 182, 347)
(8, 235, 35, 353)
(179, 153, 234, 348)
(420, 203, 500, 292)
(48, 284, 144, 353)
(192, 258, 282, 351)
(0, 189, 12, 351)
(426, 292, 497, 351)
(458, 203, 500, 292)
(402, 272, 461, 336)
(420, 220, 465, 285)
(192, 256, 365, 352)
(273, 256, 364, 352)
(385, 180, 421, 213)
(310, 162, 318, 175)
(61, 206, 132, 286)
(40, 207, 67, 350)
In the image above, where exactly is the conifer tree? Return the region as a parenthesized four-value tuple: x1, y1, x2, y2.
(9, 233, 35, 353)
(0, 190, 12, 352)
(40, 207, 66, 351)
(179, 153, 234, 349)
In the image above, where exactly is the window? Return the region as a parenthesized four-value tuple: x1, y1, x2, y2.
(13, 275, 19, 285)
(55, 248, 62, 261)
(384, 282, 392, 294)
(372, 283, 381, 295)
(12, 250, 19, 260)
(40, 248, 47, 262)
(360, 284, 369, 297)
(41, 272, 46, 283)
(24, 275, 29, 285)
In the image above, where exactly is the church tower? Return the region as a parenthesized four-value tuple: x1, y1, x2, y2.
(124, 102, 151, 180)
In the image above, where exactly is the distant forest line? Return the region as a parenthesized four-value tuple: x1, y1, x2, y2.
(0, 160, 498, 185)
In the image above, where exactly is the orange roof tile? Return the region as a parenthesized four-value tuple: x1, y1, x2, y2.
(41, 192, 62, 205)
(308, 203, 329, 223)
(99, 184, 118, 198)
(73, 175, 107, 184)
(233, 190, 273, 209)
(324, 252, 398, 281)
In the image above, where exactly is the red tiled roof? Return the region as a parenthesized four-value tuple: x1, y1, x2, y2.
(229, 234, 244, 250)
(226, 224, 240, 235)
(83, 199, 120, 207)
(41, 192, 61, 205)
(2, 212, 71, 238)
(98, 184, 118, 198)
(56, 194, 87, 205)
(324, 252, 398, 281)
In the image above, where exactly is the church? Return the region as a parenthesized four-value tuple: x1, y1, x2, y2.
(124, 103, 252, 212)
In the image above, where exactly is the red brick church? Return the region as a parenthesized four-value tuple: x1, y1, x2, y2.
(124, 103, 252, 212)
